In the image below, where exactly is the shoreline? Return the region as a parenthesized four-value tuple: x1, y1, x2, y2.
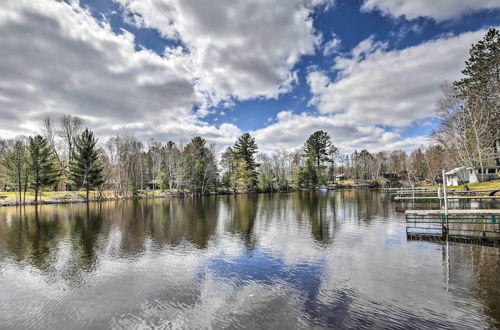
(0, 185, 377, 208)
(0, 188, 306, 207)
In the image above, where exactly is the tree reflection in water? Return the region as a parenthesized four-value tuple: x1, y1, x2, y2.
(0, 191, 498, 329)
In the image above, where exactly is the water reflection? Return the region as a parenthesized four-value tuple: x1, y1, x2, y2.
(0, 191, 498, 329)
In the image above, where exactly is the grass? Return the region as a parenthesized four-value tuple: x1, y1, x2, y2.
(0, 189, 174, 204)
(418, 179, 500, 191)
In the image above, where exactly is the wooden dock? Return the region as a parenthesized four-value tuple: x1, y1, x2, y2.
(395, 195, 500, 200)
(405, 209, 500, 247)
(405, 209, 500, 215)
(392, 189, 499, 197)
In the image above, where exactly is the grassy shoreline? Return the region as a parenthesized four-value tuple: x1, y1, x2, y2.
(417, 179, 500, 191)
(0, 188, 305, 207)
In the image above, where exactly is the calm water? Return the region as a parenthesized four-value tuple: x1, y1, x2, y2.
(0, 190, 498, 329)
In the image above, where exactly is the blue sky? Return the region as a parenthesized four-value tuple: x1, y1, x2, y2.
(0, 0, 499, 152)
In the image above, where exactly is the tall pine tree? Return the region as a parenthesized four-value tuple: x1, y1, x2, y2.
(233, 133, 259, 188)
(455, 28, 500, 164)
(303, 131, 336, 169)
(28, 135, 60, 202)
(70, 128, 105, 201)
(302, 131, 337, 184)
(5, 139, 29, 203)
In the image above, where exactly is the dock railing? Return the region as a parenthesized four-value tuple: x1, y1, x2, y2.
(405, 209, 500, 246)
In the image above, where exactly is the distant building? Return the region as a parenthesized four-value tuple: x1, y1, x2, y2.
(468, 166, 500, 183)
(146, 181, 161, 191)
(335, 174, 346, 181)
(445, 167, 471, 186)
(445, 166, 500, 186)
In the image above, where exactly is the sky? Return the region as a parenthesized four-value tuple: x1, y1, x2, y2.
(0, 0, 499, 154)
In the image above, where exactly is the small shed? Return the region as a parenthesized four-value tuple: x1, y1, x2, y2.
(445, 167, 471, 186)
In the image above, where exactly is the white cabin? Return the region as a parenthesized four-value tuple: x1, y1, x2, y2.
(445, 167, 471, 186)
(468, 166, 500, 183)
(445, 166, 500, 186)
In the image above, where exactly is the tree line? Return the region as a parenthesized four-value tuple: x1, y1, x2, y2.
(432, 28, 500, 180)
(0, 116, 455, 202)
(0, 29, 497, 201)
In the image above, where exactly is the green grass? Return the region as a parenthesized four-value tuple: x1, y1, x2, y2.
(418, 179, 500, 191)
(0, 189, 174, 203)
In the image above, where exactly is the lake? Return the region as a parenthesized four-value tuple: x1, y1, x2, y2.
(0, 190, 498, 329)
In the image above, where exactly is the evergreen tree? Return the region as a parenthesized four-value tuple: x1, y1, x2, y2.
(296, 159, 318, 187)
(69, 128, 105, 201)
(5, 139, 29, 203)
(233, 133, 259, 188)
(455, 28, 500, 162)
(28, 135, 60, 202)
(433, 28, 499, 176)
(303, 131, 337, 182)
(455, 28, 500, 93)
(303, 131, 336, 168)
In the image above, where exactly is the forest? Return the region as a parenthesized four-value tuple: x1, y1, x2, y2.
(0, 29, 498, 203)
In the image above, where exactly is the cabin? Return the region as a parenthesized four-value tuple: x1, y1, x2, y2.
(335, 174, 346, 181)
(468, 166, 500, 183)
(445, 166, 500, 186)
(445, 167, 471, 186)
(145, 181, 161, 191)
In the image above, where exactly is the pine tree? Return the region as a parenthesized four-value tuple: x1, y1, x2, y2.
(296, 158, 318, 187)
(28, 135, 60, 202)
(303, 131, 336, 169)
(455, 28, 500, 93)
(233, 133, 259, 188)
(455, 28, 499, 144)
(443, 28, 500, 174)
(5, 139, 29, 203)
(69, 128, 105, 201)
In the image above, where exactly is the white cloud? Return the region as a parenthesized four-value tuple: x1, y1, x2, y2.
(322, 33, 342, 56)
(0, 0, 239, 146)
(307, 29, 490, 127)
(252, 111, 428, 153)
(113, 0, 331, 105)
(362, 0, 500, 21)
(2, 0, 481, 155)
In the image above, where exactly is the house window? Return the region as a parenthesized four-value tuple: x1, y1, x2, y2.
(488, 168, 496, 174)
(469, 170, 473, 174)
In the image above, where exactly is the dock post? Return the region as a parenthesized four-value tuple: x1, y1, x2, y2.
(438, 186, 442, 208)
(412, 185, 415, 208)
(442, 170, 449, 235)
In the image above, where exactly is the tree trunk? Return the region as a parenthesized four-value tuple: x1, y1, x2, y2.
(23, 175, 28, 203)
(17, 172, 22, 204)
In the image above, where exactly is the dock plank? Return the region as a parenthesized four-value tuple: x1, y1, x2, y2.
(395, 196, 500, 200)
(405, 209, 500, 215)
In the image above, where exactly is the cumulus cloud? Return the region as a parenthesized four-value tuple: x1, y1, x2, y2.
(362, 0, 500, 21)
(0, 0, 238, 145)
(322, 33, 342, 56)
(252, 111, 428, 153)
(307, 29, 490, 127)
(1, 0, 487, 154)
(113, 0, 330, 105)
